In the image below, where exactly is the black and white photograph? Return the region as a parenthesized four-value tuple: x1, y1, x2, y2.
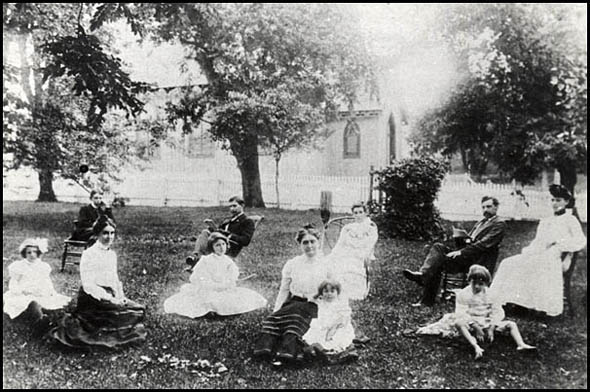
(3, 3, 587, 388)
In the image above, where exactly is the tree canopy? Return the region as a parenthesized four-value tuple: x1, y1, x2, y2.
(411, 4, 586, 196)
(3, 3, 154, 201)
(92, 3, 376, 207)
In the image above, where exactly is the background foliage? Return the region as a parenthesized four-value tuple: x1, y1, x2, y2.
(370, 156, 450, 240)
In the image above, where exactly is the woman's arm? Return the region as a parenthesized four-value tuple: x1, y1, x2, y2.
(7, 263, 25, 294)
(274, 259, 293, 312)
(554, 215, 587, 253)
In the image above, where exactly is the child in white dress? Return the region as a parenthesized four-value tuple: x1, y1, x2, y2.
(164, 232, 267, 318)
(3, 238, 71, 335)
(303, 280, 356, 357)
(417, 265, 535, 359)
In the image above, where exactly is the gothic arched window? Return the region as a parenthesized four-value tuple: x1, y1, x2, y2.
(343, 120, 360, 159)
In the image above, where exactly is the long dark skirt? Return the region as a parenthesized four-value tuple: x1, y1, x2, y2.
(48, 288, 146, 349)
(253, 296, 317, 362)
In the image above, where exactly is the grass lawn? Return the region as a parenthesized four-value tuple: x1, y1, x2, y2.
(3, 201, 587, 389)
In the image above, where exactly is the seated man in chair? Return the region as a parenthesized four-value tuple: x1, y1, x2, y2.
(69, 190, 116, 243)
(402, 196, 507, 307)
(186, 195, 255, 271)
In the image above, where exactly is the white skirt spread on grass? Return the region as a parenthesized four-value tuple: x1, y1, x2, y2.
(163, 254, 267, 318)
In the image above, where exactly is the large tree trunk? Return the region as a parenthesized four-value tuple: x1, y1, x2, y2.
(233, 135, 266, 208)
(274, 156, 281, 209)
(37, 168, 57, 202)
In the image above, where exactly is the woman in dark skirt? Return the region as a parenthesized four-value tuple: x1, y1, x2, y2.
(49, 216, 146, 348)
(253, 224, 331, 366)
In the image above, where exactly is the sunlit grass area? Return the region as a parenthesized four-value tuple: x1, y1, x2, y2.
(3, 201, 587, 388)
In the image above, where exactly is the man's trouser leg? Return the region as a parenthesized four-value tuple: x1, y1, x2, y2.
(419, 243, 450, 305)
(189, 229, 211, 266)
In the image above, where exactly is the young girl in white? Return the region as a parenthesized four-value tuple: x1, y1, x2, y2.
(417, 264, 535, 360)
(3, 238, 71, 335)
(303, 280, 356, 355)
(164, 232, 267, 318)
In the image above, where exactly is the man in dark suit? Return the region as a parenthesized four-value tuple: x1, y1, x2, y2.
(70, 190, 116, 242)
(402, 195, 507, 306)
(186, 195, 255, 270)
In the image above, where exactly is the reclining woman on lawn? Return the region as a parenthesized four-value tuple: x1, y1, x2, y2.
(489, 184, 587, 317)
(325, 201, 378, 344)
(3, 238, 71, 337)
(163, 232, 267, 318)
(48, 216, 147, 348)
(416, 265, 535, 360)
(253, 224, 332, 368)
(326, 202, 378, 301)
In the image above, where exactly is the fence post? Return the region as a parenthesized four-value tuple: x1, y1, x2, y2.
(320, 190, 332, 225)
(368, 165, 375, 204)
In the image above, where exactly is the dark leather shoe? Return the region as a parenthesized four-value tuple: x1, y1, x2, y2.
(402, 269, 424, 286)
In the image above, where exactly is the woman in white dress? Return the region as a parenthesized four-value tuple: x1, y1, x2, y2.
(327, 202, 378, 301)
(164, 232, 267, 318)
(489, 185, 587, 316)
(253, 224, 332, 367)
(4, 238, 71, 335)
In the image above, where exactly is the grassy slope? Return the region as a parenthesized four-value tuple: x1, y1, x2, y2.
(2, 201, 587, 389)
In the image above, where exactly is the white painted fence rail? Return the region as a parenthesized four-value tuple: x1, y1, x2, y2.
(3, 168, 586, 222)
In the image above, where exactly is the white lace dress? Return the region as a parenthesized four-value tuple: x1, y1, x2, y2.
(164, 253, 267, 318)
(417, 286, 510, 338)
(303, 297, 355, 352)
(326, 218, 378, 300)
(3, 259, 71, 319)
(489, 212, 586, 316)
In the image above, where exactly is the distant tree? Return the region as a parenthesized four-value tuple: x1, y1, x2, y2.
(92, 3, 375, 207)
(3, 3, 151, 201)
(411, 4, 587, 204)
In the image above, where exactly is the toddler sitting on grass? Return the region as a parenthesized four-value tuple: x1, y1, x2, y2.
(303, 279, 358, 364)
(417, 264, 535, 359)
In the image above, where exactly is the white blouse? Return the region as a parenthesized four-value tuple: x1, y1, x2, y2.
(274, 254, 331, 311)
(331, 218, 378, 261)
(7, 259, 55, 297)
(79, 242, 124, 301)
(189, 253, 240, 290)
(522, 212, 586, 255)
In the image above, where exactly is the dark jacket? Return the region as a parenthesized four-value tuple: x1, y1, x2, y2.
(77, 204, 116, 229)
(71, 204, 116, 241)
(217, 213, 255, 258)
(460, 215, 507, 271)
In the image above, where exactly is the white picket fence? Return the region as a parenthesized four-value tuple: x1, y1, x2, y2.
(3, 167, 587, 221)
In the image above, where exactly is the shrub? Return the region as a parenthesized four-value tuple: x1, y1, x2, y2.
(112, 195, 129, 208)
(369, 156, 449, 240)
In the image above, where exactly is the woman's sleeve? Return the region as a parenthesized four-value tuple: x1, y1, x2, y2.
(7, 262, 25, 293)
(274, 259, 293, 312)
(555, 216, 587, 253)
(521, 221, 545, 254)
(228, 259, 240, 284)
(80, 250, 112, 301)
(189, 257, 213, 285)
(113, 253, 125, 299)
